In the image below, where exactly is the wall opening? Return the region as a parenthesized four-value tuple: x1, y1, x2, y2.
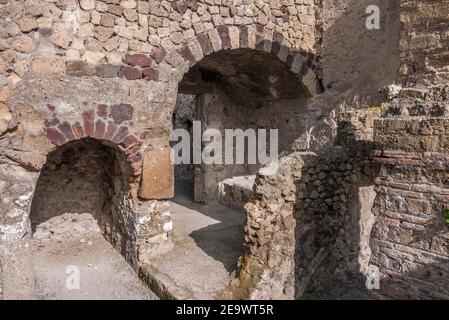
(30, 138, 137, 265)
(173, 48, 309, 206)
(165, 48, 310, 297)
(28, 138, 155, 299)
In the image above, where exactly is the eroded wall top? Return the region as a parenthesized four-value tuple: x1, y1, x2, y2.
(400, 0, 449, 86)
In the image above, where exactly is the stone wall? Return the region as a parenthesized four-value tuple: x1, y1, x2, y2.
(400, 0, 449, 87)
(235, 136, 374, 299)
(371, 118, 449, 299)
(0, 0, 410, 300)
(0, 0, 319, 299)
(367, 0, 449, 299)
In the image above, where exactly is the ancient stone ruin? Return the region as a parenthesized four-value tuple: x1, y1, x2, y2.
(0, 0, 448, 300)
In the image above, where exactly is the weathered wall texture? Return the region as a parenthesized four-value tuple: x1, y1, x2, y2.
(320, 0, 400, 100)
(235, 130, 375, 299)
(368, 0, 449, 299)
(371, 118, 449, 299)
(0, 0, 319, 299)
(280, 0, 402, 152)
(400, 0, 449, 87)
(0, 0, 423, 300)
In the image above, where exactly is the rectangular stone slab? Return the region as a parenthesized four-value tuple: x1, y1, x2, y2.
(139, 148, 174, 200)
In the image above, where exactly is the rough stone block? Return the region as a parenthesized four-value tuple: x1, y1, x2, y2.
(142, 67, 158, 80)
(66, 60, 96, 76)
(123, 66, 142, 80)
(123, 53, 151, 67)
(96, 64, 121, 78)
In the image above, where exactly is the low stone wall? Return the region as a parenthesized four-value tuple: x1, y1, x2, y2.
(370, 117, 449, 299)
(234, 141, 374, 299)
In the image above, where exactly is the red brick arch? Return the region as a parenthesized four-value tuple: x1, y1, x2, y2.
(161, 24, 315, 92)
(44, 103, 144, 166)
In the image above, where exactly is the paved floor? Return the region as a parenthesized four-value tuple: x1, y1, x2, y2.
(32, 215, 158, 300)
(148, 184, 246, 299)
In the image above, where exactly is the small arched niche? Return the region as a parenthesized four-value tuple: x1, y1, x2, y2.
(30, 138, 138, 266)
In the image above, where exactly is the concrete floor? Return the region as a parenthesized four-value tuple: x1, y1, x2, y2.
(32, 216, 158, 300)
(148, 184, 246, 299)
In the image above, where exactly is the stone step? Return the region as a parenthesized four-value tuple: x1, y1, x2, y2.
(218, 175, 256, 210)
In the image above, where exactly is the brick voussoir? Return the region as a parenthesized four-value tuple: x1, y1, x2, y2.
(216, 25, 231, 50)
(72, 122, 84, 139)
(94, 119, 106, 139)
(82, 110, 95, 137)
(46, 127, 67, 146)
(104, 120, 118, 141)
(197, 32, 213, 56)
(112, 126, 129, 144)
(179, 45, 197, 66)
(238, 25, 249, 48)
(58, 121, 76, 141)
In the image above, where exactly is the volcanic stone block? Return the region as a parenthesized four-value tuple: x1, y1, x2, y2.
(123, 53, 151, 67)
(139, 148, 174, 200)
(123, 66, 142, 80)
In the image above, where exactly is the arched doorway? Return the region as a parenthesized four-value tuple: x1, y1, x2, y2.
(173, 48, 308, 205)
(30, 138, 155, 299)
(162, 43, 311, 298)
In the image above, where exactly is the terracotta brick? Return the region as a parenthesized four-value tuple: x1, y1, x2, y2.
(128, 151, 142, 164)
(45, 118, 60, 128)
(58, 121, 75, 141)
(139, 148, 174, 200)
(47, 127, 67, 146)
(271, 33, 283, 57)
(112, 125, 129, 143)
(121, 134, 140, 148)
(96, 104, 108, 119)
(82, 110, 95, 137)
(72, 122, 84, 139)
(94, 119, 106, 139)
(104, 120, 118, 140)
(255, 25, 264, 50)
(285, 54, 294, 67)
(239, 25, 248, 48)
